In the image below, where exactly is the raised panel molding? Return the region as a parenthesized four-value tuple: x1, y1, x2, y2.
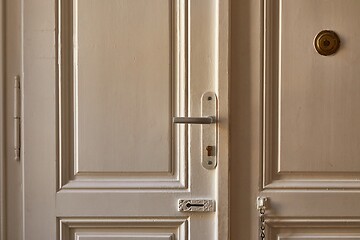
(267, 218, 360, 240)
(278, 237, 360, 240)
(0, 0, 4, 237)
(57, 0, 188, 190)
(262, 0, 360, 189)
(75, 235, 173, 240)
(59, 218, 187, 240)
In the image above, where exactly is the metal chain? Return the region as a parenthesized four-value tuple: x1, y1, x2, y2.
(257, 197, 268, 240)
(259, 207, 266, 240)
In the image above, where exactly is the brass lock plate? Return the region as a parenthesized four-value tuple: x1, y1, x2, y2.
(314, 30, 340, 56)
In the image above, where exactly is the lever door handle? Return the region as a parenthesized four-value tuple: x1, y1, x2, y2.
(173, 116, 216, 124)
(173, 92, 218, 170)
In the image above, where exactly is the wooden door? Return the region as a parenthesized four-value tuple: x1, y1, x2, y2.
(21, 0, 229, 239)
(231, 0, 360, 239)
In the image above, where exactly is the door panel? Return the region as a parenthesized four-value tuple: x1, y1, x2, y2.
(22, 0, 229, 239)
(279, 0, 360, 174)
(269, 220, 360, 240)
(76, 0, 175, 173)
(231, 0, 360, 239)
(58, 0, 187, 189)
(263, 0, 360, 189)
(60, 218, 186, 240)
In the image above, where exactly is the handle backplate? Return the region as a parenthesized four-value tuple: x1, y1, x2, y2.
(201, 92, 217, 169)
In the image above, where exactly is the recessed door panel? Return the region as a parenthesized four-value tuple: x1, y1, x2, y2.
(74, 237, 172, 240)
(263, 0, 360, 188)
(280, 0, 360, 173)
(60, 218, 186, 240)
(268, 219, 360, 240)
(278, 237, 360, 240)
(58, 0, 187, 189)
(76, 0, 173, 173)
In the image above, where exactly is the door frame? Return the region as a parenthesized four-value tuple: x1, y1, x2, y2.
(0, 0, 5, 238)
(217, 0, 230, 239)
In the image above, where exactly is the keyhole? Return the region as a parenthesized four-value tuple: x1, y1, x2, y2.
(323, 39, 330, 47)
(206, 146, 213, 156)
(186, 202, 204, 208)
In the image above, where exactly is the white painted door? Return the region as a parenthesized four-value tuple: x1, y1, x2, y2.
(22, 0, 229, 239)
(231, 0, 360, 239)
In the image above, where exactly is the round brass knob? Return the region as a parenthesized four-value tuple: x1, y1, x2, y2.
(314, 30, 340, 56)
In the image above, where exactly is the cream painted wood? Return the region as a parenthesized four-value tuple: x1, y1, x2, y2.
(75, 0, 173, 173)
(60, 218, 187, 240)
(22, 0, 229, 240)
(6, 0, 23, 238)
(268, 218, 360, 240)
(59, 0, 187, 190)
(231, 0, 360, 239)
(263, 0, 360, 189)
(0, 0, 24, 240)
(0, 0, 4, 239)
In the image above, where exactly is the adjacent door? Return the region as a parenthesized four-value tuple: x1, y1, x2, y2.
(231, 0, 360, 239)
(22, 0, 229, 239)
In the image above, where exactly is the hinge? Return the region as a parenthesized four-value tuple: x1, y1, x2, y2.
(178, 199, 215, 212)
(14, 75, 21, 161)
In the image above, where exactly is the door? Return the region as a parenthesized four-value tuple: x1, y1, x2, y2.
(231, 0, 360, 239)
(21, 0, 229, 239)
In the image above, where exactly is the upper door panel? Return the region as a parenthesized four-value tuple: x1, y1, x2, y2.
(58, 0, 188, 189)
(263, 0, 360, 189)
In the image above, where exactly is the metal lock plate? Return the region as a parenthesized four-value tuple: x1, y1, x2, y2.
(178, 199, 215, 212)
(314, 30, 340, 56)
(173, 92, 217, 170)
(257, 197, 268, 210)
(201, 92, 217, 169)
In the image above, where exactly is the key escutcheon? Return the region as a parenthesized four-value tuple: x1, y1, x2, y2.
(178, 199, 215, 212)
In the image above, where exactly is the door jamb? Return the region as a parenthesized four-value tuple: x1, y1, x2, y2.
(0, 0, 6, 239)
(217, 0, 230, 239)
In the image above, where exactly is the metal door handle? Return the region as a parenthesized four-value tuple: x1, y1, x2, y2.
(173, 92, 218, 170)
(173, 116, 216, 124)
